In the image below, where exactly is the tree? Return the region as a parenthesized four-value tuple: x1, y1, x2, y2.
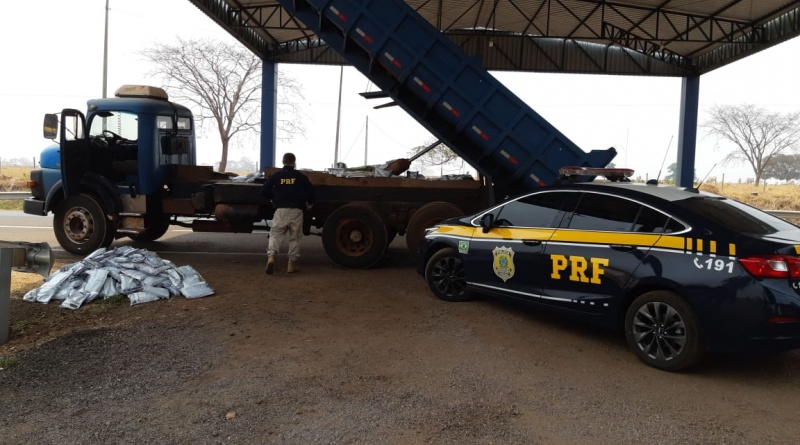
(141, 38, 305, 172)
(703, 104, 800, 185)
(763, 153, 800, 181)
(662, 162, 697, 184)
(409, 139, 462, 176)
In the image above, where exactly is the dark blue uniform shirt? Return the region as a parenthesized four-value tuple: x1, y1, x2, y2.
(262, 166, 316, 209)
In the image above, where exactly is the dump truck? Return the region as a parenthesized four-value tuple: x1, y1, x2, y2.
(25, 1, 617, 269)
(25, 85, 496, 268)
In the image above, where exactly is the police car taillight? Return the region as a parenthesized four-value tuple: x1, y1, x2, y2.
(738, 255, 800, 279)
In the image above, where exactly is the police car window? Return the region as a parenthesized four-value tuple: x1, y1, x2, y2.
(568, 194, 640, 232)
(495, 192, 571, 228)
(664, 218, 686, 233)
(674, 197, 796, 235)
(632, 206, 671, 233)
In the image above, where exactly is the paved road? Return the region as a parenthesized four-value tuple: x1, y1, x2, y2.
(0, 210, 411, 265)
(0, 211, 294, 264)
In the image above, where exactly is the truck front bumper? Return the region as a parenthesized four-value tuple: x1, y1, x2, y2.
(23, 198, 46, 216)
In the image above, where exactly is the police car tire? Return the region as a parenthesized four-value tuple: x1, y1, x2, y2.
(425, 247, 471, 302)
(54, 193, 116, 256)
(322, 203, 388, 269)
(406, 202, 464, 256)
(624, 291, 705, 372)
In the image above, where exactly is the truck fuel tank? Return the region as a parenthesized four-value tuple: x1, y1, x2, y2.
(214, 204, 262, 223)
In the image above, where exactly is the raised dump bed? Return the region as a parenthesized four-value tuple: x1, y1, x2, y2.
(276, 0, 616, 195)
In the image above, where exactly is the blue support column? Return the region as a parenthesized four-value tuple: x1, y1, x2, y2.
(676, 75, 700, 188)
(260, 60, 278, 170)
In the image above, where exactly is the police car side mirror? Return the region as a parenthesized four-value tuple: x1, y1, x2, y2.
(480, 213, 495, 233)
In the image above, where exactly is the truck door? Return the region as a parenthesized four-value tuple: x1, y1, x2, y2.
(464, 191, 575, 300)
(59, 109, 88, 197)
(542, 192, 666, 317)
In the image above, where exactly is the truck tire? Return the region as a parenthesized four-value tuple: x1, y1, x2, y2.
(323, 203, 388, 269)
(128, 216, 171, 242)
(405, 202, 464, 256)
(54, 193, 116, 255)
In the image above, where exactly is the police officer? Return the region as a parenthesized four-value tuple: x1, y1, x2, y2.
(262, 152, 315, 274)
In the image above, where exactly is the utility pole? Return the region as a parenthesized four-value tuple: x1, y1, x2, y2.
(102, 0, 110, 98)
(333, 66, 343, 167)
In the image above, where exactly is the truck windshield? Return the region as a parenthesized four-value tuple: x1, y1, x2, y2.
(89, 111, 139, 140)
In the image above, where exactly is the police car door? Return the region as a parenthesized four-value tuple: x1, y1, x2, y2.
(464, 191, 573, 300)
(542, 191, 665, 316)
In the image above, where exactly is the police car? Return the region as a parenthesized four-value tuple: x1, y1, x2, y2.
(418, 168, 800, 371)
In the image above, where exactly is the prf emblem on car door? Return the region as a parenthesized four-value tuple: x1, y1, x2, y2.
(492, 246, 516, 282)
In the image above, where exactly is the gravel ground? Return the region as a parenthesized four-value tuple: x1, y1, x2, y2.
(2, 245, 800, 444)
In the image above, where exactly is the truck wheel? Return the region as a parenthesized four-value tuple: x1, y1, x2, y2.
(323, 203, 388, 269)
(405, 202, 464, 255)
(625, 290, 705, 372)
(54, 193, 116, 255)
(128, 216, 171, 242)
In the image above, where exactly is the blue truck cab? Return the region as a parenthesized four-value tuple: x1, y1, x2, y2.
(26, 85, 198, 254)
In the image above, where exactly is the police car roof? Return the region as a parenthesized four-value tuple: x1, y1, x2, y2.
(557, 181, 723, 202)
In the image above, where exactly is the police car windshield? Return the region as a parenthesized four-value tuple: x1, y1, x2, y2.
(673, 196, 797, 235)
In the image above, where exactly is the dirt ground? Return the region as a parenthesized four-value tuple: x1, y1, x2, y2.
(2, 243, 800, 444)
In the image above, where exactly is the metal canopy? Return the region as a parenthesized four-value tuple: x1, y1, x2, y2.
(188, 0, 800, 76)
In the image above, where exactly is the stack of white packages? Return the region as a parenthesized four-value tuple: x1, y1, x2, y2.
(23, 246, 214, 309)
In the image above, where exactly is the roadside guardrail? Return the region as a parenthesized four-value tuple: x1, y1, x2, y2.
(0, 192, 29, 200)
(766, 210, 800, 220)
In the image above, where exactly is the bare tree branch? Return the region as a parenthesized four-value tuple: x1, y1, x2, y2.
(703, 104, 800, 185)
(140, 38, 306, 171)
(409, 139, 462, 176)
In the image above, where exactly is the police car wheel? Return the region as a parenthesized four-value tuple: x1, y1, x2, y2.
(625, 291, 704, 372)
(53, 193, 116, 256)
(425, 247, 471, 302)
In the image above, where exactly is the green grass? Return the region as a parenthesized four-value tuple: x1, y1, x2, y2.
(99, 294, 128, 307)
(0, 356, 18, 369)
(12, 320, 28, 332)
(0, 200, 23, 211)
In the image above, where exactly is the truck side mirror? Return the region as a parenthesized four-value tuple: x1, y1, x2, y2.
(43, 114, 58, 139)
(480, 213, 495, 233)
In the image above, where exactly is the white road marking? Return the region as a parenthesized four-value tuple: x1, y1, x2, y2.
(0, 225, 52, 229)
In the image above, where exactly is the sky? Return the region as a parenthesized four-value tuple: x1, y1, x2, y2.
(1, 0, 799, 182)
